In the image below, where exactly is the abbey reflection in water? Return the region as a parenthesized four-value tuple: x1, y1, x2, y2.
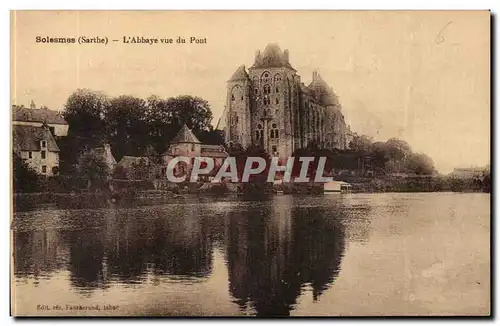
(13, 196, 349, 316)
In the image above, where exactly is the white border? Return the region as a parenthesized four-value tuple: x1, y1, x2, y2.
(2, 1, 497, 325)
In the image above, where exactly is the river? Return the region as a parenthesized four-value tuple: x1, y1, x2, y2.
(11, 192, 490, 316)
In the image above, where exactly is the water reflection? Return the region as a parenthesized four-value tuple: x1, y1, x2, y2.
(13, 196, 348, 316)
(226, 196, 346, 316)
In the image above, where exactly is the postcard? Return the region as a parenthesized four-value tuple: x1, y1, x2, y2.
(10, 10, 490, 317)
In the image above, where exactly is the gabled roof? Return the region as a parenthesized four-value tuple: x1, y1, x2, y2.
(13, 125, 60, 152)
(13, 106, 68, 125)
(228, 65, 249, 82)
(171, 124, 201, 144)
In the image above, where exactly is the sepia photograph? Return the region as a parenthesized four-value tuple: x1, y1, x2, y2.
(10, 10, 490, 317)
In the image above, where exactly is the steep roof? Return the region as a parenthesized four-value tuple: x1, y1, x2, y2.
(228, 65, 249, 82)
(13, 125, 60, 152)
(13, 106, 68, 125)
(170, 124, 201, 144)
(251, 43, 296, 71)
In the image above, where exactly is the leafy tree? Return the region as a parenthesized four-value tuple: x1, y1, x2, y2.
(12, 151, 39, 192)
(131, 158, 152, 180)
(144, 95, 173, 154)
(406, 153, 436, 175)
(349, 134, 373, 153)
(164, 95, 213, 136)
(76, 149, 110, 190)
(197, 126, 224, 145)
(385, 138, 411, 162)
(105, 95, 148, 160)
(63, 89, 109, 145)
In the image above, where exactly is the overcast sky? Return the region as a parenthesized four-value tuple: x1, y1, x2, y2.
(11, 11, 490, 173)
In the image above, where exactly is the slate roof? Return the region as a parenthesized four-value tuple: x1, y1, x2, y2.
(13, 106, 67, 125)
(13, 125, 60, 152)
(170, 124, 201, 144)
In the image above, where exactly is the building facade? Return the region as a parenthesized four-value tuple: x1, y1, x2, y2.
(13, 124, 60, 176)
(161, 124, 229, 180)
(13, 101, 69, 137)
(221, 43, 348, 160)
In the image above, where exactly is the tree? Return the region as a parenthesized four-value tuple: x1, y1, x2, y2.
(385, 138, 411, 162)
(76, 149, 110, 190)
(105, 95, 148, 160)
(13, 151, 39, 193)
(406, 153, 436, 175)
(144, 95, 172, 154)
(349, 134, 373, 153)
(164, 95, 213, 136)
(63, 89, 109, 145)
(198, 126, 224, 145)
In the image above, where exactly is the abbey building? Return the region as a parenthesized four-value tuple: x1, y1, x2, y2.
(220, 43, 349, 160)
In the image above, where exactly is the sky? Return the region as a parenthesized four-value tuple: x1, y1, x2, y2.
(11, 11, 490, 173)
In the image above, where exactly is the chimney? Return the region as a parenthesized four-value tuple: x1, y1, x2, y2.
(30, 100, 36, 110)
(283, 49, 289, 62)
(312, 70, 318, 81)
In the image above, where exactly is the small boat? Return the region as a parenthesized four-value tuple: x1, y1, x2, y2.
(324, 181, 351, 194)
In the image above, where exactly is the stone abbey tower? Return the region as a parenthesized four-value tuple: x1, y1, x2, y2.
(220, 43, 348, 160)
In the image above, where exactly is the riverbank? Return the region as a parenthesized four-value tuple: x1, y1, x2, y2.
(13, 175, 489, 212)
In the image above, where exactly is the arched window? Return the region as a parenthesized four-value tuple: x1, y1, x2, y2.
(261, 71, 271, 84)
(275, 86, 279, 93)
(263, 96, 270, 106)
(270, 130, 275, 138)
(254, 88, 258, 95)
(263, 84, 271, 95)
(231, 94, 235, 101)
(256, 130, 260, 139)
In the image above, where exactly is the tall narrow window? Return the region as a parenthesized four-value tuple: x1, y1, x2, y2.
(275, 98, 279, 105)
(256, 130, 260, 139)
(41, 140, 47, 149)
(41, 151, 46, 159)
(28, 152, 32, 159)
(263, 84, 271, 95)
(41, 165, 47, 174)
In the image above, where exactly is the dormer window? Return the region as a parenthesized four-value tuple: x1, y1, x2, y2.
(41, 140, 47, 149)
